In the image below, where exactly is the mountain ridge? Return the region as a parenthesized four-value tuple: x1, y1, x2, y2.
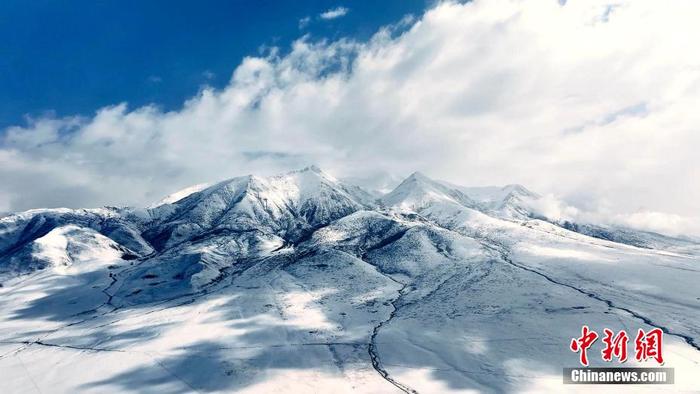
(1, 166, 699, 392)
(1, 166, 694, 275)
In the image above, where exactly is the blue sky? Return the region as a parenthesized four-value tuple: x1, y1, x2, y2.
(0, 0, 427, 128)
(0, 0, 697, 235)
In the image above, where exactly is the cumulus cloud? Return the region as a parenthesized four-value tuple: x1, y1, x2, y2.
(1, 0, 698, 235)
(319, 6, 349, 20)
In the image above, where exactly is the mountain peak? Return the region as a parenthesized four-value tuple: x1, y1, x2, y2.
(406, 171, 431, 182)
(383, 170, 477, 211)
(502, 184, 536, 197)
(295, 165, 324, 174)
(287, 165, 337, 181)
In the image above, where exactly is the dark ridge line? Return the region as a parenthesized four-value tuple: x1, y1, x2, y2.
(212, 342, 364, 350)
(290, 223, 328, 247)
(0, 215, 58, 259)
(480, 239, 700, 353)
(363, 229, 411, 257)
(25, 340, 124, 353)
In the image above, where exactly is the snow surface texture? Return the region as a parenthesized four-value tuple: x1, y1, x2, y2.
(0, 167, 698, 393)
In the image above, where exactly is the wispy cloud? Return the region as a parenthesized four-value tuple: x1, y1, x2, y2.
(202, 70, 215, 80)
(319, 6, 348, 20)
(298, 15, 311, 29)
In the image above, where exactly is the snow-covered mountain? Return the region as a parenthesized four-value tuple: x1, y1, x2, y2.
(1, 167, 698, 393)
(381, 171, 479, 212)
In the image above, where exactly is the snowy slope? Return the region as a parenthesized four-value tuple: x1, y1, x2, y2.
(0, 168, 698, 393)
(149, 183, 212, 208)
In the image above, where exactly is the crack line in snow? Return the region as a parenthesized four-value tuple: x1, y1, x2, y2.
(356, 227, 482, 394)
(22, 340, 125, 353)
(367, 280, 418, 394)
(0, 257, 235, 360)
(212, 342, 363, 350)
(357, 236, 419, 394)
(479, 239, 700, 353)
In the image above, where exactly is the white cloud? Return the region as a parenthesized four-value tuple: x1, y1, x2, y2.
(525, 194, 700, 236)
(614, 211, 700, 237)
(1, 0, 699, 236)
(319, 6, 349, 20)
(202, 70, 215, 80)
(298, 16, 311, 29)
